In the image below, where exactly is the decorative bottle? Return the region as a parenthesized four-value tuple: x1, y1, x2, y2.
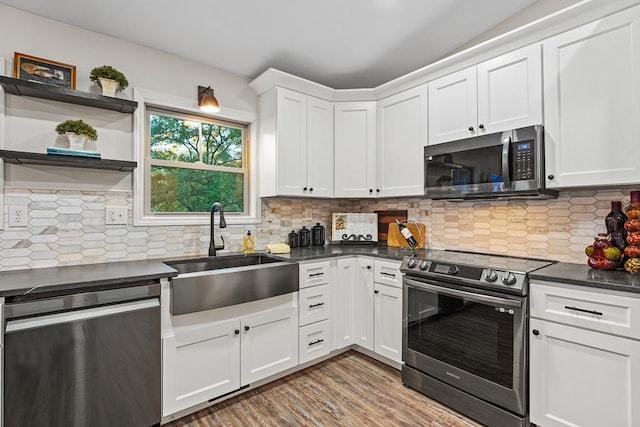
(606, 201, 627, 251)
(396, 219, 418, 248)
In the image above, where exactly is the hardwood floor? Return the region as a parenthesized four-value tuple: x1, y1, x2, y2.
(166, 350, 481, 427)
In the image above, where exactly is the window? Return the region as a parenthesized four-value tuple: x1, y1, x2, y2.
(145, 107, 249, 216)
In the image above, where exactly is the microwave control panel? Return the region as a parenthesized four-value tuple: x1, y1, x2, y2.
(512, 141, 534, 181)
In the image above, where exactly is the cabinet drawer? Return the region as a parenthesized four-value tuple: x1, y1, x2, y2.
(374, 260, 402, 288)
(299, 261, 331, 289)
(299, 284, 331, 326)
(531, 281, 640, 340)
(299, 320, 332, 364)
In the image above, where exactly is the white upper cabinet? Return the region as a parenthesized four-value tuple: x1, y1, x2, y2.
(258, 87, 334, 197)
(428, 66, 478, 144)
(334, 102, 377, 198)
(543, 6, 640, 189)
(428, 44, 542, 144)
(477, 44, 542, 134)
(376, 84, 428, 197)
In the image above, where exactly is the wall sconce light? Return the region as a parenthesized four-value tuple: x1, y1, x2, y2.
(198, 85, 220, 113)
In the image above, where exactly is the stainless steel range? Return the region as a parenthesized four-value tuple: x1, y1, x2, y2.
(400, 250, 554, 427)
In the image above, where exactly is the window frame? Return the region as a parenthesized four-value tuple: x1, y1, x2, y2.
(133, 87, 260, 226)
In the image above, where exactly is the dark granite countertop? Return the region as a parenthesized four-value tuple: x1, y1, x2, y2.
(0, 260, 178, 298)
(281, 244, 420, 262)
(530, 262, 640, 295)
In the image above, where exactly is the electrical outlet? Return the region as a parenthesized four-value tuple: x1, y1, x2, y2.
(9, 206, 28, 227)
(105, 206, 128, 225)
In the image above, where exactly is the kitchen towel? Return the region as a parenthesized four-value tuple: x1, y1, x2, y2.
(265, 243, 291, 254)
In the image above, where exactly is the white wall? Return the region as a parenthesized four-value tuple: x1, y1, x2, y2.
(0, 4, 257, 191)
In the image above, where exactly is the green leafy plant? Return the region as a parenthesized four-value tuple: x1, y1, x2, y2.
(55, 120, 98, 141)
(89, 65, 129, 92)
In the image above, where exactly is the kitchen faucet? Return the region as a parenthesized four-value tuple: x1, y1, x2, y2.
(209, 202, 227, 256)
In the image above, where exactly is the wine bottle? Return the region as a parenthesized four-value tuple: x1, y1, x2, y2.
(396, 219, 418, 248)
(606, 201, 627, 251)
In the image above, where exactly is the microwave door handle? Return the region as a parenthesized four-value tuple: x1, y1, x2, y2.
(501, 135, 512, 189)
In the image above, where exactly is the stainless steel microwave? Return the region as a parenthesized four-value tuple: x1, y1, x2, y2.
(424, 125, 557, 200)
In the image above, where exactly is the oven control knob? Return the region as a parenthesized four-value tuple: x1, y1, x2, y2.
(407, 258, 417, 269)
(501, 272, 517, 286)
(419, 260, 429, 271)
(484, 269, 498, 282)
(448, 265, 459, 275)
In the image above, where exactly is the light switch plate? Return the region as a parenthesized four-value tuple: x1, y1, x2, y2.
(105, 206, 128, 225)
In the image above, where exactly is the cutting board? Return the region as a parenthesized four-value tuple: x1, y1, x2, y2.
(387, 222, 426, 249)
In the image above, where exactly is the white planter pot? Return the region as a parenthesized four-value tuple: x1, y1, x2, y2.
(66, 133, 88, 151)
(98, 78, 119, 97)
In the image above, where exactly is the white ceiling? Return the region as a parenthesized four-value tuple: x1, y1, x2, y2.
(1, 0, 542, 89)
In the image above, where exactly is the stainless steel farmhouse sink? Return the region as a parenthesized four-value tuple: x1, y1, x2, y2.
(165, 254, 299, 315)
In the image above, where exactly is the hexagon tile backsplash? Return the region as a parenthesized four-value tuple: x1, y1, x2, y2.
(0, 186, 636, 270)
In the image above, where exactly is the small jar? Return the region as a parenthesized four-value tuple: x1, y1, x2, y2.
(299, 226, 311, 247)
(288, 231, 299, 248)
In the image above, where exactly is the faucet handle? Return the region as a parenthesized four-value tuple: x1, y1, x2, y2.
(215, 235, 225, 251)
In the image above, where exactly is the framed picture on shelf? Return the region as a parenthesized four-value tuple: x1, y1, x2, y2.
(13, 52, 76, 89)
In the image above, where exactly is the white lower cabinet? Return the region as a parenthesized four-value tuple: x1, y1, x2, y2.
(334, 258, 356, 350)
(373, 283, 402, 362)
(530, 281, 640, 427)
(297, 260, 333, 364)
(162, 296, 298, 417)
(530, 318, 640, 427)
(354, 257, 403, 363)
(162, 318, 240, 416)
(299, 320, 332, 364)
(355, 258, 375, 351)
(240, 305, 299, 386)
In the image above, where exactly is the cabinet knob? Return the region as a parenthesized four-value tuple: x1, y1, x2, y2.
(376, 189, 380, 193)
(468, 126, 474, 132)
(234, 329, 240, 335)
(547, 174, 555, 180)
(244, 325, 250, 331)
(369, 189, 373, 193)
(303, 187, 308, 191)
(532, 329, 540, 336)
(367, 265, 372, 270)
(309, 187, 313, 192)
(478, 124, 484, 129)
(374, 290, 379, 294)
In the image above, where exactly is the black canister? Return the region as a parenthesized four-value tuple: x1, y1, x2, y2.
(288, 231, 299, 248)
(311, 223, 325, 246)
(299, 226, 311, 247)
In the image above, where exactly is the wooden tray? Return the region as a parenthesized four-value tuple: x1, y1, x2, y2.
(387, 222, 426, 249)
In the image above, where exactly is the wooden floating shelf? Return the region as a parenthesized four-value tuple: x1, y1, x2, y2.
(0, 76, 138, 114)
(0, 150, 137, 172)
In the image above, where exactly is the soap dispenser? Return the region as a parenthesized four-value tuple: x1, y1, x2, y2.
(243, 230, 255, 254)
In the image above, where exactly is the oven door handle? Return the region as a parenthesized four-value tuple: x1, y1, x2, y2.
(404, 278, 522, 308)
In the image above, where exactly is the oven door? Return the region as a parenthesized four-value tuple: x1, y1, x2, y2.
(403, 277, 527, 415)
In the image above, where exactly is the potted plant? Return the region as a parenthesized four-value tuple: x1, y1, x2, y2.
(55, 119, 98, 150)
(89, 65, 129, 97)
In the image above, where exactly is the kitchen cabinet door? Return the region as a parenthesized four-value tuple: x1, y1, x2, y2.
(334, 257, 356, 350)
(354, 258, 375, 351)
(428, 66, 477, 144)
(276, 88, 308, 196)
(306, 96, 334, 197)
(162, 318, 240, 416)
(477, 43, 542, 134)
(240, 304, 298, 386)
(334, 102, 377, 197)
(530, 318, 640, 427)
(376, 85, 427, 197)
(374, 282, 402, 363)
(543, 6, 640, 188)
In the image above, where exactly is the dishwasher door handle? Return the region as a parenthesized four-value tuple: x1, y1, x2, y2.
(5, 298, 159, 333)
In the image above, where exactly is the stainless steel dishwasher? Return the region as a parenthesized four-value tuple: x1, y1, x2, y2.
(3, 282, 161, 427)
